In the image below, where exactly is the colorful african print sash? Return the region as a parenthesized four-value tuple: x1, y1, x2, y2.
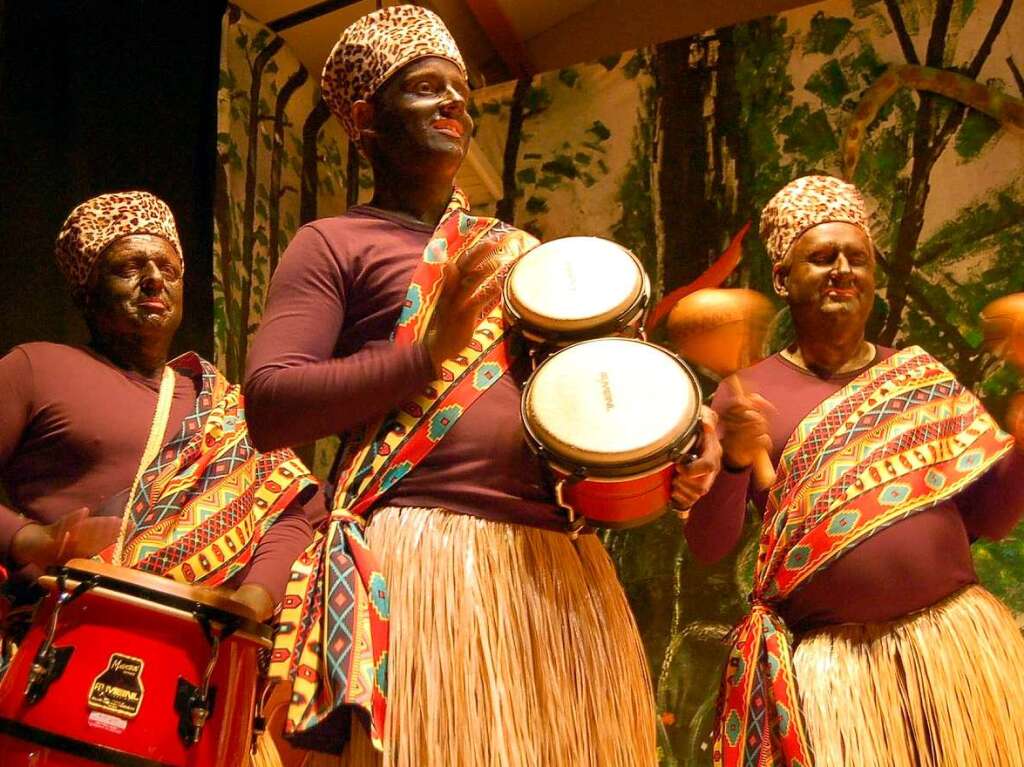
(270, 189, 538, 753)
(100, 353, 315, 584)
(713, 346, 1014, 767)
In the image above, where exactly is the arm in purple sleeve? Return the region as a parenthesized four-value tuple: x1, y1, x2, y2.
(0, 348, 36, 562)
(958, 448, 1024, 541)
(243, 225, 435, 451)
(684, 382, 752, 564)
(238, 501, 313, 606)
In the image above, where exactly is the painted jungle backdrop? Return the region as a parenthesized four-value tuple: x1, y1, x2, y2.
(214, 1, 1024, 764)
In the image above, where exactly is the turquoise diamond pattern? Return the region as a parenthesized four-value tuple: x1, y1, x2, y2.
(473, 362, 502, 390)
(380, 461, 413, 492)
(785, 545, 812, 570)
(776, 702, 791, 736)
(957, 449, 983, 471)
(397, 285, 423, 326)
(725, 710, 742, 747)
(428, 405, 463, 441)
(826, 510, 860, 536)
(424, 239, 448, 263)
(879, 483, 911, 506)
(924, 469, 947, 490)
(369, 571, 390, 620)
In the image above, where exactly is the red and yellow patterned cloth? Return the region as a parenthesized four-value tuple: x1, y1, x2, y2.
(99, 353, 314, 586)
(269, 189, 537, 754)
(713, 346, 1014, 767)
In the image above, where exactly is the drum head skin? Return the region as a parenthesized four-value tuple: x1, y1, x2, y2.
(506, 236, 646, 333)
(524, 338, 700, 471)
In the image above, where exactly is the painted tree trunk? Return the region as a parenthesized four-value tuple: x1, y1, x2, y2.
(214, 153, 237, 379)
(237, 35, 284, 378)
(495, 76, 533, 225)
(269, 67, 308, 277)
(345, 139, 360, 210)
(300, 98, 331, 224)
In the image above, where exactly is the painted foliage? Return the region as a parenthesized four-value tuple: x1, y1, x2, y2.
(213, 4, 354, 387)
(214, 1, 1023, 764)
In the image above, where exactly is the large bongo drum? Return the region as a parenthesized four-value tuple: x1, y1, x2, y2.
(503, 236, 650, 349)
(522, 337, 702, 529)
(0, 559, 271, 767)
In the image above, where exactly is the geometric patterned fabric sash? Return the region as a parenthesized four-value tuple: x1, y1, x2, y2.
(270, 188, 539, 754)
(99, 352, 315, 586)
(713, 346, 1015, 767)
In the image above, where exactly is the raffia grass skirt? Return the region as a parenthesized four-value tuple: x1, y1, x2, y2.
(311, 506, 656, 767)
(793, 585, 1024, 767)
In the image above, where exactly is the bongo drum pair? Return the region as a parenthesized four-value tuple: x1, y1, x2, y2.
(0, 559, 269, 767)
(503, 237, 703, 530)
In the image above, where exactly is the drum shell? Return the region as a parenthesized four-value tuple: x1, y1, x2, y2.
(0, 573, 267, 767)
(550, 459, 687, 530)
(509, 301, 648, 349)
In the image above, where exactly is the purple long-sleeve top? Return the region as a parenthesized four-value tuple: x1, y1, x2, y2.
(0, 342, 313, 604)
(686, 347, 1024, 634)
(243, 206, 563, 529)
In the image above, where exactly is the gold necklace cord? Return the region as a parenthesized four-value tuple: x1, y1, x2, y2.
(112, 366, 177, 567)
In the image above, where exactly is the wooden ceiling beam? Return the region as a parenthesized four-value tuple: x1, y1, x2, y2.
(462, 0, 534, 78)
(523, 0, 814, 73)
(267, 0, 366, 32)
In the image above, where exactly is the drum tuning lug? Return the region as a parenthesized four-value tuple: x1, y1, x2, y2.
(24, 572, 92, 704)
(565, 517, 586, 541)
(175, 676, 218, 746)
(24, 645, 74, 704)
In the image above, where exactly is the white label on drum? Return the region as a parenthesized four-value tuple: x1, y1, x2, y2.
(87, 710, 129, 735)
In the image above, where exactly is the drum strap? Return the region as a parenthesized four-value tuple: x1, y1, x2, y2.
(111, 366, 176, 567)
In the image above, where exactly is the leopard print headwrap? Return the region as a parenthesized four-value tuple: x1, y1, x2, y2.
(55, 191, 182, 298)
(760, 175, 873, 265)
(321, 5, 467, 142)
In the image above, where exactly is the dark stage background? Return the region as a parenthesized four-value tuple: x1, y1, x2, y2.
(0, 0, 226, 359)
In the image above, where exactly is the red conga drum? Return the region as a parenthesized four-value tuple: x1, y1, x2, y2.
(0, 559, 271, 766)
(503, 236, 650, 349)
(522, 337, 702, 529)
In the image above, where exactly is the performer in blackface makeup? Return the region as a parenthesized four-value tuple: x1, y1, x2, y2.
(0, 191, 315, 662)
(244, 6, 721, 766)
(688, 175, 1024, 767)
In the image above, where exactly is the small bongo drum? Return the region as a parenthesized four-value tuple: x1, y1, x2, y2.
(0, 559, 271, 767)
(522, 337, 702, 529)
(503, 236, 650, 348)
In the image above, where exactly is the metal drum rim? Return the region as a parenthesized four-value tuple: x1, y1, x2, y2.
(39, 560, 273, 645)
(502, 236, 650, 338)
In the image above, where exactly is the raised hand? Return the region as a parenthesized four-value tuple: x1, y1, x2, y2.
(11, 507, 122, 569)
(423, 248, 511, 372)
(719, 391, 774, 473)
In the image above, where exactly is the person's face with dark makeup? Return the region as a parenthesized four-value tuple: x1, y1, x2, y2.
(358, 56, 472, 181)
(772, 221, 876, 337)
(82, 233, 184, 348)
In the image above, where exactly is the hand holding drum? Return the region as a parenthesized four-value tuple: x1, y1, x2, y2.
(666, 288, 777, 490)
